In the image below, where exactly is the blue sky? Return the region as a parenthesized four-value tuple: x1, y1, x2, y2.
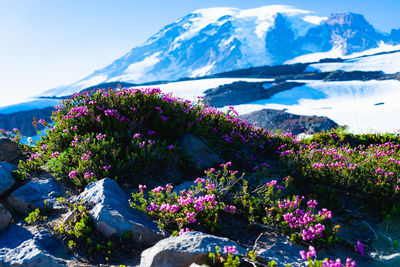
(0, 0, 398, 107)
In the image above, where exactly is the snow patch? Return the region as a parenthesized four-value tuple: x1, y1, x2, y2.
(287, 43, 400, 64)
(225, 80, 400, 134)
(76, 75, 108, 89)
(110, 52, 162, 82)
(190, 63, 215, 77)
(303, 15, 328, 25)
(308, 51, 400, 74)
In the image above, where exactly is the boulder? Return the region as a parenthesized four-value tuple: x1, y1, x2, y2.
(0, 204, 12, 232)
(140, 231, 247, 267)
(0, 161, 16, 196)
(6, 178, 65, 214)
(0, 138, 20, 162)
(239, 109, 338, 135)
(0, 224, 71, 266)
(254, 231, 304, 266)
(179, 134, 222, 170)
(76, 178, 164, 247)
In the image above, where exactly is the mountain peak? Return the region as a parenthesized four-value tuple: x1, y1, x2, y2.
(40, 6, 396, 97)
(327, 12, 369, 26)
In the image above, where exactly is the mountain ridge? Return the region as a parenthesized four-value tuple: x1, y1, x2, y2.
(40, 5, 400, 97)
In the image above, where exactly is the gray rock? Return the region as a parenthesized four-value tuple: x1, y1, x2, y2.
(0, 204, 11, 232)
(6, 178, 65, 214)
(254, 231, 304, 266)
(140, 231, 247, 267)
(0, 224, 71, 266)
(174, 181, 196, 194)
(239, 109, 339, 135)
(0, 138, 20, 162)
(369, 216, 400, 266)
(76, 178, 164, 247)
(0, 161, 16, 196)
(179, 134, 222, 170)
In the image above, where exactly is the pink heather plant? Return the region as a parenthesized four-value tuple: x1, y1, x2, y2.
(68, 170, 78, 179)
(223, 245, 237, 254)
(300, 246, 356, 267)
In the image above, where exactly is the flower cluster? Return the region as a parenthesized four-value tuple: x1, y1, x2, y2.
(300, 246, 356, 267)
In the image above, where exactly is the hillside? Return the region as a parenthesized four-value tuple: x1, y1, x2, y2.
(0, 88, 400, 266)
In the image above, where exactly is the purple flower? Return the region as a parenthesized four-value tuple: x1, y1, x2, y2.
(96, 133, 106, 141)
(355, 241, 364, 256)
(103, 165, 111, 170)
(68, 170, 78, 179)
(84, 172, 94, 179)
(299, 250, 307, 260)
(186, 212, 196, 223)
(139, 184, 147, 192)
(167, 145, 174, 150)
(306, 246, 316, 258)
(223, 246, 237, 254)
(307, 200, 318, 209)
(161, 116, 168, 122)
(179, 228, 189, 236)
(155, 106, 162, 113)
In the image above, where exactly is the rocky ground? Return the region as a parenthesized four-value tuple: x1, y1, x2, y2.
(0, 133, 400, 267)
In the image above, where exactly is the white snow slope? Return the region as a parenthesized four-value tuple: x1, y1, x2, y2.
(222, 80, 400, 134)
(306, 50, 400, 74)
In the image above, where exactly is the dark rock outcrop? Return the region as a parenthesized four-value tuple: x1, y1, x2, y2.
(239, 109, 338, 135)
(204, 81, 305, 108)
(323, 70, 383, 81)
(179, 134, 222, 169)
(0, 161, 16, 196)
(0, 138, 20, 162)
(6, 178, 65, 214)
(0, 204, 12, 232)
(0, 107, 54, 137)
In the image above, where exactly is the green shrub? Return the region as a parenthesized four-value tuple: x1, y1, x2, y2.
(18, 88, 288, 188)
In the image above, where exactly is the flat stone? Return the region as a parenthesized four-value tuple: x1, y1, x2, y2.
(179, 134, 222, 170)
(140, 231, 247, 267)
(254, 231, 304, 266)
(0, 224, 71, 266)
(0, 204, 12, 232)
(6, 178, 65, 214)
(0, 161, 16, 196)
(76, 178, 164, 247)
(0, 137, 20, 162)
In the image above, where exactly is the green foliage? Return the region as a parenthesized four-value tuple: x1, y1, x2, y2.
(279, 130, 400, 211)
(53, 200, 92, 239)
(24, 208, 47, 224)
(18, 88, 287, 188)
(131, 165, 336, 245)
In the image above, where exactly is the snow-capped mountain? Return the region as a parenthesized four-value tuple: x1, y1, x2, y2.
(40, 5, 399, 97)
